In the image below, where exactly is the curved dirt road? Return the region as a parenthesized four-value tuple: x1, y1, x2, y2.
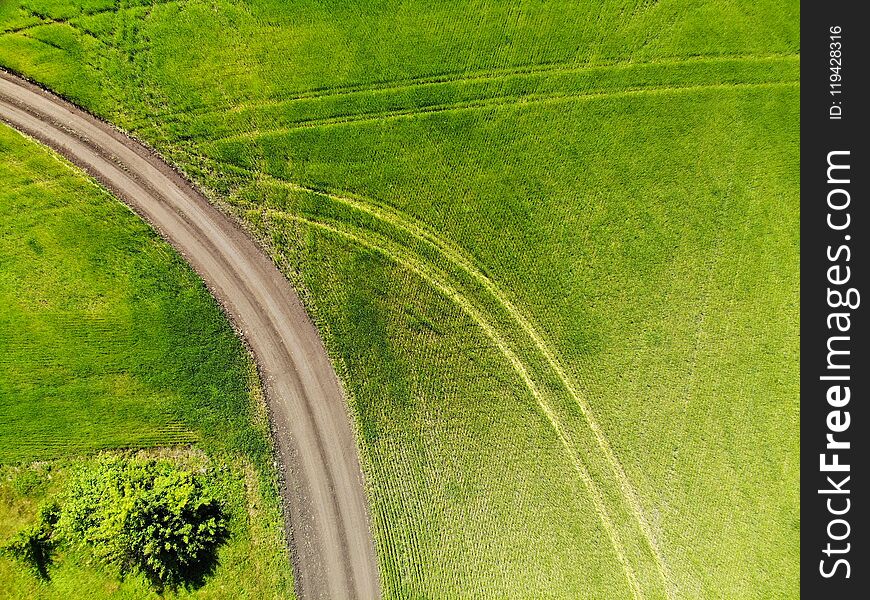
(0, 70, 380, 600)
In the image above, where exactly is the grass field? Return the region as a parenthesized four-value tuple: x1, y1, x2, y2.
(0, 124, 294, 596)
(0, 123, 269, 463)
(0, 1, 800, 598)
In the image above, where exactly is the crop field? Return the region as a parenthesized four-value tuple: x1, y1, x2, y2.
(0, 125, 294, 595)
(1, 1, 799, 598)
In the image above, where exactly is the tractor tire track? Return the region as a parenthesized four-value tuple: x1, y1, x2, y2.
(208, 79, 798, 142)
(295, 183, 677, 595)
(299, 187, 679, 596)
(135, 52, 798, 125)
(260, 208, 645, 599)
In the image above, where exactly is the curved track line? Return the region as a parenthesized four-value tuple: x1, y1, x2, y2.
(264, 210, 644, 599)
(0, 70, 380, 600)
(234, 172, 679, 596)
(211, 80, 797, 141)
(235, 52, 798, 104)
(311, 189, 678, 595)
(136, 52, 798, 124)
(228, 167, 679, 587)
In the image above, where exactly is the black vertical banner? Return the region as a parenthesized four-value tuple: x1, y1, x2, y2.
(802, 1, 868, 597)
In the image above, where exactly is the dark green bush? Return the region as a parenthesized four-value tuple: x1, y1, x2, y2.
(58, 457, 228, 592)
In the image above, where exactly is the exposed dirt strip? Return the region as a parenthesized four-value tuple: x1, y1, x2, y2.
(0, 70, 380, 600)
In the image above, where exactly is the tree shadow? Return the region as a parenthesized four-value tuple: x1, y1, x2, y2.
(1, 502, 59, 582)
(138, 502, 232, 595)
(1, 525, 56, 581)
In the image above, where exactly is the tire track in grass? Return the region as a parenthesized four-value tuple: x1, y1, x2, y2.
(268, 52, 797, 102)
(299, 187, 678, 598)
(228, 167, 688, 595)
(137, 53, 797, 126)
(260, 208, 646, 599)
(206, 78, 797, 144)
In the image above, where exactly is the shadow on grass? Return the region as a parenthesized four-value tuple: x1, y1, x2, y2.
(140, 523, 231, 594)
(0, 504, 59, 582)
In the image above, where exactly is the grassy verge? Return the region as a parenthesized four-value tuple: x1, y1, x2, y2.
(0, 123, 269, 464)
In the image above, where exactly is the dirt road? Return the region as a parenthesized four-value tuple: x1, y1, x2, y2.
(0, 70, 380, 600)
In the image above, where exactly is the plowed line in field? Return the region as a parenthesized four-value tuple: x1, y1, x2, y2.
(265, 210, 644, 599)
(209, 79, 797, 143)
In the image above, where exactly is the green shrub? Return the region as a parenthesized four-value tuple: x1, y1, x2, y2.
(1, 501, 59, 580)
(10, 468, 49, 497)
(58, 457, 228, 592)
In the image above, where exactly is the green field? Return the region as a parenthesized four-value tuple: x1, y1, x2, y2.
(1, 1, 799, 598)
(0, 125, 294, 596)
(0, 123, 267, 463)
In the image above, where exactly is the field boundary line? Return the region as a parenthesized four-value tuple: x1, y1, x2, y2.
(263, 208, 645, 599)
